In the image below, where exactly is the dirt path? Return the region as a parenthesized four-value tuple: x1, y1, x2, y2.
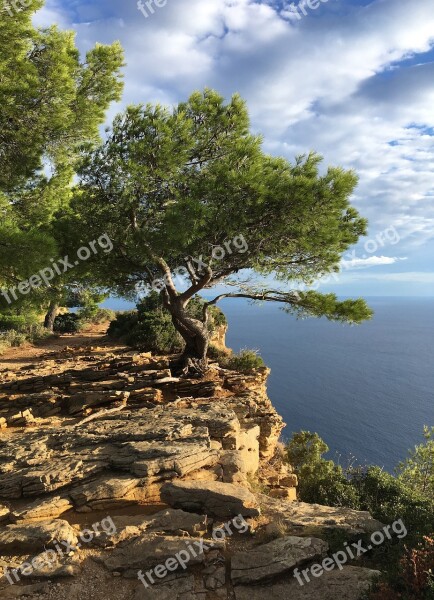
(0, 324, 112, 371)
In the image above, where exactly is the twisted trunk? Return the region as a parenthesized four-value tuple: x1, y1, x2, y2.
(168, 298, 209, 377)
(44, 301, 59, 332)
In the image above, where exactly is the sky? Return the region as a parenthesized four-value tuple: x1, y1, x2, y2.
(34, 0, 434, 296)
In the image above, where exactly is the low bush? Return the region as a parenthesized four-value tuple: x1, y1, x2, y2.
(107, 311, 138, 340)
(207, 344, 228, 360)
(286, 431, 360, 507)
(53, 313, 83, 334)
(0, 313, 40, 332)
(78, 306, 116, 324)
(107, 293, 227, 355)
(285, 430, 434, 600)
(0, 323, 52, 355)
(222, 348, 265, 372)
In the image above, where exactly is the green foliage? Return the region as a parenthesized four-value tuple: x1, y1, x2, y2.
(351, 466, 434, 533)
(53, 313, 82, 334)
(286, 430, 434, 525)
(107, 298, 182, 354)
(0, 4, 124, 191)
(108, 293, 226, 354)
(130, 294, 183, 353)
(0, 313, 40, 332)
(222, 349, 266, 372)
(397, 426, 434, 500)
(207, 344, 228, 361)
(286, 430, 434, 600)
(79, 307, 115, 325)
(0, 330, 28, 352)
(65, 288, 114, 324)
(107, 311, 138, 341)
(0, 324, 52, 355)
(0, 1, 124, 317)
(286, 431, 360, 507)
(73, 89, 371, 331)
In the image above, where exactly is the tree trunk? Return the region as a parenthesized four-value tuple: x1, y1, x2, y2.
(44, 301, 59, 332)
(168, 300, 210, 377)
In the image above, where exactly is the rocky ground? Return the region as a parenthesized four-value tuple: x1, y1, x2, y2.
(0, 327, 382, 599)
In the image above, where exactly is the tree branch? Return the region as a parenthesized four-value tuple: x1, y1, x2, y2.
(180, 265, 213, 304)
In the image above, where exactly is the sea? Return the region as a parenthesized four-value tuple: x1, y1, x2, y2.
(103, 296, 434, 472)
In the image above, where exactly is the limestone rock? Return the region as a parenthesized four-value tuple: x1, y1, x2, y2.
(19, 550, 81, 579)
(133, 573, 204, 600)
(161, 481, 260, 518)
(12, 496, 72, 521)
(261, 497, 384, 536)
(0, 519, 78, 554)
(204, 565, 226, 590)
(69, 476, 141, 509)
(231, 535, 328, 585)
(93, 509, 208, 547)
(99, 535, 209, 578)
(0, 582, 50, 598)
(0, 504, 10, 524)
(234, 566, 381, 600)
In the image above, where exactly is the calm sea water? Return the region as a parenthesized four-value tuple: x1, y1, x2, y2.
(104, 297, 434, 472)
(222, 297, 434, 472)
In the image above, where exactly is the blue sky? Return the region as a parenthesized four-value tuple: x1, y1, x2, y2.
(35, 0, 434, 296)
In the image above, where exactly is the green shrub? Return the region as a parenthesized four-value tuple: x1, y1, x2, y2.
(0, 327, 51, 354)
(0, 313, 40, 332)
(222, 348, 265, 372)
(78, 306, 116, 324)
(397, 426, 434, 500)
(0, 313, 52, 354)
(0, 330, 27, 347)
(53, 313, 82, 334)
(285, 430, 434, 600)
(286, 431, 360, 507)
(107, 293, 227, 354)
(107, 311, 138, 339)
(207, 344, 228, 360)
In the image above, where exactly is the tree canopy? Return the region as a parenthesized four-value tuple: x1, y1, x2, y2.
(71, 89, 372, 372)
(0, 0, 124, 324)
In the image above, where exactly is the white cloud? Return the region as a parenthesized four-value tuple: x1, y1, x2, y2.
(341, 256, 407, 269)
(352, 272, 434, 283)
(33, 0, 434, 290)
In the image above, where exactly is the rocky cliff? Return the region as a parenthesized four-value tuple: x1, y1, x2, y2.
(0, 342, 382, 600)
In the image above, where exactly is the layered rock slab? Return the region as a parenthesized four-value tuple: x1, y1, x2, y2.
(161, 481, 260, 518)
(0, 405, 238, 509)
(231, 535, 328, 585)
(261, 496, 384, 536)
(0, 519, 78, 554)
(233, 565, 381, 600)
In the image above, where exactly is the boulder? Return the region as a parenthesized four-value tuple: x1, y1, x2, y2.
(133, 573, 204, 600)
(93, 509, 208, 547)
(99, 534, 211, 578)
(12, 496, 72, 521)
(261, 497, 384, 536)
(161, 481, 260, 518)
(0, 504, 10, 524)
(0, 519, 78, 554)
(234, 566, 381, 600)
(0, 582, 50, 598)
(231, 535, 328, 585)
